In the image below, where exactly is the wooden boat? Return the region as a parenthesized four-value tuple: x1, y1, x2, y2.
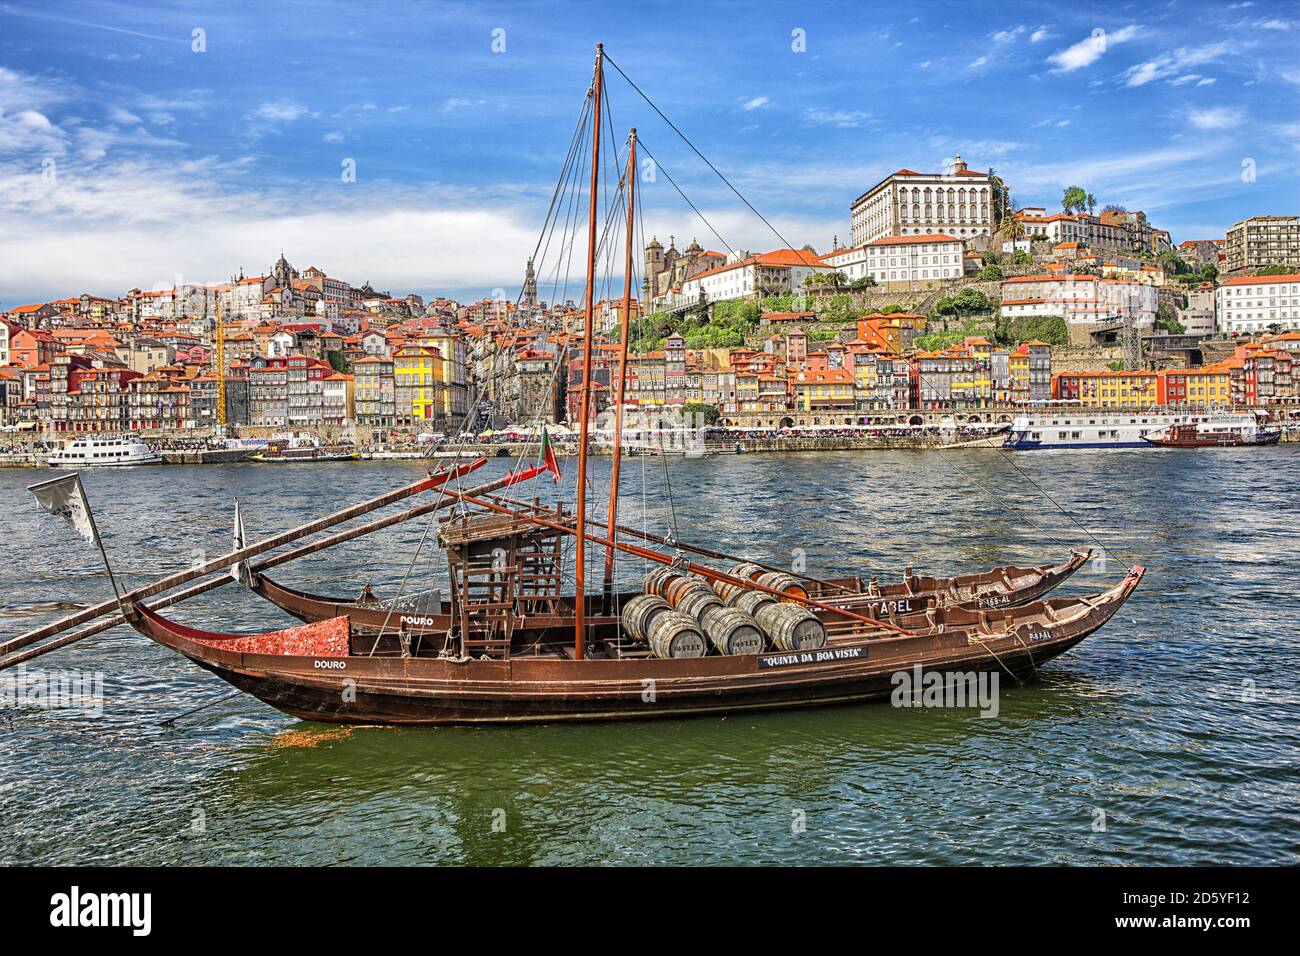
(1141, 421, 1281, 448)
(251, 449, 360, 463)
(97, 46, 1144, 728)
(125, 566, 1144, 725)
(248, 548, 1092, 643)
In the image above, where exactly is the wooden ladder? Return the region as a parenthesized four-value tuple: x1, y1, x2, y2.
(456, 555, 516, 659)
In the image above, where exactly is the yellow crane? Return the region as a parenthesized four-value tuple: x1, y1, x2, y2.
(215, 295, 226, 428)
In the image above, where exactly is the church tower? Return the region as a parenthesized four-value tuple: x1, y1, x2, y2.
(522, 257, 538, 306)
(271, 251, 298, 289)
(644, 236, 664, 300)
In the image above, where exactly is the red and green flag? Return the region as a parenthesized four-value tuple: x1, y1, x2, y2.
(540, 427, 561, 484)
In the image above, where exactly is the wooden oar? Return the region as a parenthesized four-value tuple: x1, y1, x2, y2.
(0, 465, 538, 672)
(1, 459, 485, 658)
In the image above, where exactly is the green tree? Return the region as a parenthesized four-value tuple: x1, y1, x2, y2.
(682, 401, 720, 425)
(989, 168, 1012, 225)
(849, 276, 877, 290)
(1062, 185, 1089, 214)
(953, 287, 991, 313)
(1155, 302, 1186, 335)
(976, 263, 1003, 281)
(326, 350, 351, 373)
(997, 216, 1026, 242)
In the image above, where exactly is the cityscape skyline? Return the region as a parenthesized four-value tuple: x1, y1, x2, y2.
(1, 0, 1297, 306)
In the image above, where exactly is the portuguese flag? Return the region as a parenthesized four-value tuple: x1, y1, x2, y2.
(540, 427, 562, 484)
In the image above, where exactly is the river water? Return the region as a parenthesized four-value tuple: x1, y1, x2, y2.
(2, 448, 1297, 865)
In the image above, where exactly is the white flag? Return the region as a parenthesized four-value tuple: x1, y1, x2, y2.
(28, 474, 98, 546)
(231, 500, 254, 587)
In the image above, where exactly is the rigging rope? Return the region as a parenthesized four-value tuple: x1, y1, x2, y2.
(607, 50, 1132, 578)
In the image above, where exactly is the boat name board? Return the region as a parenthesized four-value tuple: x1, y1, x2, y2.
(757, 645, 867, 669)
(399, 615, 439, 629)
(864, 598, 913, 616)
(313, 659, 347, 670)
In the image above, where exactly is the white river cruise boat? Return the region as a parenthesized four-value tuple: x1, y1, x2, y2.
(1003, 410, 1261, 450)
(47, 436, 164, 468)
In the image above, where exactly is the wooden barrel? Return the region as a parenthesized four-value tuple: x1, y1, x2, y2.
(755, 602, 827, 652)
(647, 610, 707, 659)
(663, 575, 712, 609)
(621, 593, 671, 644)
(642, 567, 684, 598)
(756, 570, 808, 601)
(714, 562, 764, 598)
(700, 605, 766, 655)
(676, 585, 723, 620)
(728, 588, 775, 618)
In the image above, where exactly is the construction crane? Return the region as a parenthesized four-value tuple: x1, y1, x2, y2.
(215, 290, 227, 430)
(1121, 305, 1143, 371)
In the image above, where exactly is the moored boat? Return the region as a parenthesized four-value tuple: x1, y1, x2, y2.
(124, 567, 1144, 725)
(47, 436, 163, 468)
(1141, 416, 1282, 448)
(1004, 410, 1265, 450)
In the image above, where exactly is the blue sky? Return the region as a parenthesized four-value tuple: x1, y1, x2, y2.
(1, 0, 1297, 307)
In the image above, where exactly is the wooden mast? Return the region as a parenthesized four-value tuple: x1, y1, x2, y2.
(603, 127, 636, 612)
(573, 43, 603, 660)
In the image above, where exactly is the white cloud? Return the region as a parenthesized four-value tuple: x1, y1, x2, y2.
(250, 99, 310, 122)
(107, 106, 142, 124)
(969, 56, 989, 69)
(1121, 42, 1233, 87)
(1198, 77, 1217, 86)
(805, 108, 872, 128)
(323, 131, 344, 143)
(1188, 107, 1243, 130)
(0, 157, 547, 301)
(0, 109, 65, 156)
(1030, 26, 1050, 43)
(0, 66, 67, 113)
(1047, 24, 1139, 72)
(439, 97, 485, 112)
(741, 96, 769, 111)
(991, 25, 1026, 43)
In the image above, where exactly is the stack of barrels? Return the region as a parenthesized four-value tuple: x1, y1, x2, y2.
(626, 564, 825, 658)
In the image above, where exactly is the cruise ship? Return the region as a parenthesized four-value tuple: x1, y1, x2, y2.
(1003, 410, 1262, 450)
(47, 436, 164, 467)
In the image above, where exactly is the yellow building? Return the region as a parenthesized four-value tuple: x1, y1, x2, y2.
(1052, 370, 1160, 406)
(392, 345, 446, 424)
(415, 330, 468, 421)
(791, 368, 855, 411)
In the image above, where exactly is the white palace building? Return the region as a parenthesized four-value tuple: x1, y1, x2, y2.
(849, 156, 994, 248)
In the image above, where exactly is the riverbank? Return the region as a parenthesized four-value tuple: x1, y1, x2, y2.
(5, 428, 1298, 468)
(0, 434, 1017, 468)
